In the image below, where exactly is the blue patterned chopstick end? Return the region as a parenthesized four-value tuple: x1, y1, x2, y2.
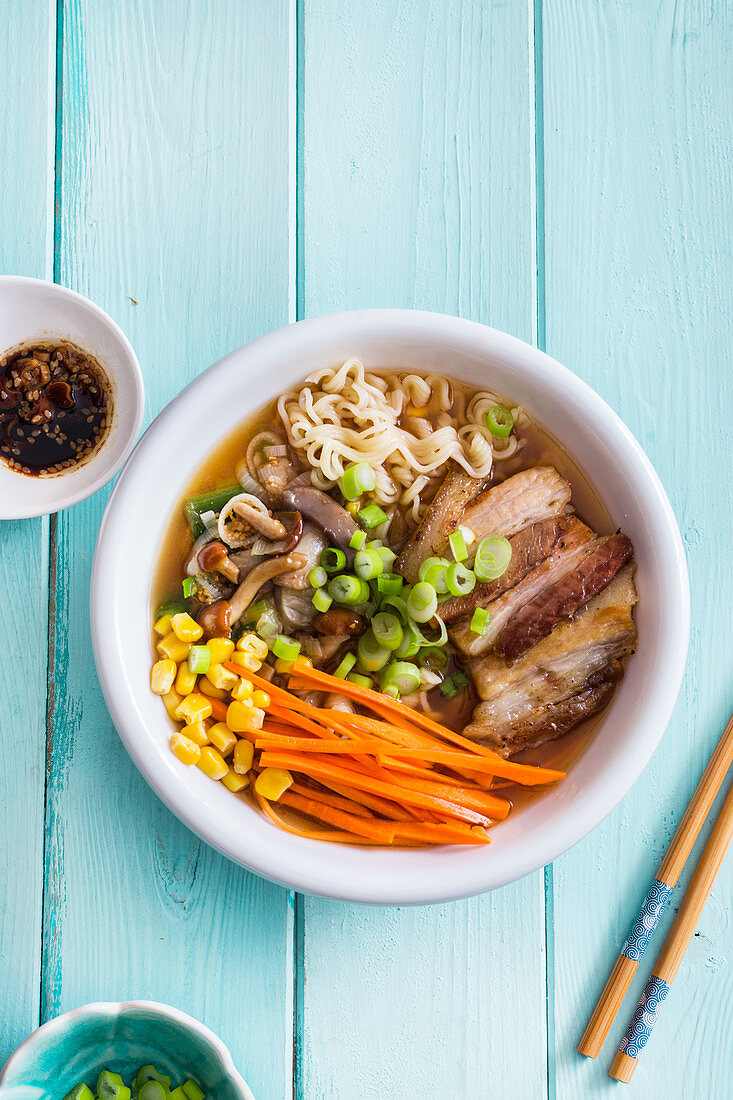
(618, 973, 671, 1058)
(621, 879, 673, 961)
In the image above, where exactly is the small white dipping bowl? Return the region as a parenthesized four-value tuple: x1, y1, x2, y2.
(91, 310, 689, 905)
(0, 276, 144, 519)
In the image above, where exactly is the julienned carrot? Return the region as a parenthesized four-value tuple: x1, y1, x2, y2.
(323, 780, 420, 822)
(208, 697, 229, 723)
(254, 792, 390, 845)
(279, 790, 397, 843)
(289, 781, 375, 819)
(391, 821, 491, 846)
(374, 772, 511, 820)
(257, 751, 494, 826)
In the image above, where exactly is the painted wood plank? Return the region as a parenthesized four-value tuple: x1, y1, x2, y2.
(542, 2, 733, 1096)
(0, 0, 55, 1066)
(298, 3, 547, 1097)
(43, 4, 294, 1098)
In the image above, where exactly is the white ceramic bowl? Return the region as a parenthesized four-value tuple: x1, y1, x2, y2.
(91, 310, 689, 905)
(0, 276, 144, 518)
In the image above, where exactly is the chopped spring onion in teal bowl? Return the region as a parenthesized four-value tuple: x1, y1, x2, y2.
(0, 1001, 254, 1100)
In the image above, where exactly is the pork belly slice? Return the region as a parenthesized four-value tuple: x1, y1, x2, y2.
(449, 516, 595, 657)
(396, 463, 488, 583)
(459, 466, 572, 549)
(440, 515, 577, 623)
(464, 566, 637, 755)
(494, 531, 634, 662)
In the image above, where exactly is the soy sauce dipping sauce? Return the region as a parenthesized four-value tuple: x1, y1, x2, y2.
(0, 341, 113, 476)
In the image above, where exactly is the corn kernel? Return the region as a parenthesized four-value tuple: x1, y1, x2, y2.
(255, 767, 293, 801)
(207, 637, 235, 664)
(226, 701, 264, 732)
(293, 655, 313, 669)
(175, 693, 213, 724)
(175, 662, 197, 696)
(233, 739, 254, 774)
(170, 732, 201, 765)
(251, 689, 271, 708)
(162, 687, 182, 718)
(222, 767, 250, 793)
(154, 613, 173, 635)
(236, 633, 268, 660)
(180, 719, 209, 747)
(198, 675, 227, 700)
(345, 499, 361, 516)
(150, 659, 176, 695)
(231, 678, 254, 701)
(275, 657, 295, 674)
(207, 663, 239, 690)
(229, 651, 255, 671)
(157, 632, 191, 663)
(208, 722, 236, 756)
(196, 745, 228, 781)
(171, 612, 204, 643)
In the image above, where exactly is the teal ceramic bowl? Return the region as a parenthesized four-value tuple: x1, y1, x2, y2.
(0, 1002, 254, 1100)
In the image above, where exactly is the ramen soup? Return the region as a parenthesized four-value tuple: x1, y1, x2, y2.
(151, 361, 637, 848)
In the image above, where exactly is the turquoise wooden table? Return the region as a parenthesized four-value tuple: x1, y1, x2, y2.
(1, 3, 731, 1097)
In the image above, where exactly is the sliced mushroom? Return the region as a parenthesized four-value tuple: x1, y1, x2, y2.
(250, 511, 304, 557)
(313, 609, 366, 636)
(276, 586, 316, 631)
(232, 500, 286, 540)
(273, 524, 328, 590)
(197, 541, 239, 582)
(281, 485, 358, 549)
(229, 552, 307, 623)
(198, 599, 232, 640)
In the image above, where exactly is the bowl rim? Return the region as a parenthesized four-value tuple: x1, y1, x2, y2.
(91, 308, 690, 904)
(0, 274, 145, 519)
(0, 999, 254, 1100)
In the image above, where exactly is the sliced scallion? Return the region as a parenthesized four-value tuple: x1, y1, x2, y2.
(341, 462, 376, 501)
(182, 577, 197, 598)
(473, 535, 512, 582)
(309, 565, 328, 589)
(418, 556, 446, 583)
(470, 606, 491, 635)
(381, 660, 421, 696)
(485, 404, 514, 438)
(187, 645, 211, 674)
(380, 593, 409, 621)
(446, 562, 476, 597)
(448, 529, 468, 562)
(372, 611, 404, 652)
(376, 545, 397, 571)
(272, 635, 301, 661)
(333, 652, 357, 679)
(312, 588, 333, 613)
(439, 670, 469, 698)
(357, 630, 391, 672)
(357, 503, 388, 529)
(394, 626, 421, 659)
(406, 581, 438, 623)
(241, 598, 270, 623)
(377, 572, 403, 597)
(418, 646, 449, 671)
(349, 528, 367, 550)
(347, 672, 374, 689)
(354, 547, 384, 580)
(328, 574, 370, 606)
(321, 547, 347, 573)
(423, 560, 449, 594)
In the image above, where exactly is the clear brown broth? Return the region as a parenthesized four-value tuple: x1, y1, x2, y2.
(153, 378, 618, 813)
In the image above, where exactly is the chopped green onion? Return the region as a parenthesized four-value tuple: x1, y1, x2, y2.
(439, 670, 470, 698)
(381, 660, 421, 696)
(448, 529, 468, 562)
(357, 503, 388, 529)
(138, 1085, 167, 1100)
(97, 1073, 131, 1100)
(184, 485, 241, 537)
(156, 599, 186, 619)
(349, 528, 367, 550)
(328, 574, 371, 606)
(423, 560, 450, 594)
(394, 626, 421, 659)
(485, 404, 514, 438)
(366, 538, 383, 549)
(407, 613, 448, 647)
(459, 525, 476, 545)
(334, 652, 357, 679)
(418, 556, 446, 582)
(341, 462, 376, 500)
(182, 1082, 205, 1100)
(376, 545, 397, 571)
(419, 646, 449, 671)
(470, 606, 491, 635)
(380, 593, 409, 621)
(473, 535, 512, 582)
(64, 1087, 95, 1100)
(377, 572, 403, 597)
(406, 581, 438, 623)
(272, 635, 301, 661)
(182, 577, 197, 598)
(357, 630, 391, 672)
(171, 1090, 188, 1100)
(354, 547, 384, 580)
(446, 562, 476, 597)
(321, 547, 347, 573)
(187, 645, 211, 674)
(347, 672, 374, 689)
(383, 684, 400, 699)
(312, 588, 333, 613)
(135, 1069, 172, 1092)
(309, 566, 328, 589)
(372, 611, 404, 652)
(241, 598, 270, 623)
(255, 605, 280, 643)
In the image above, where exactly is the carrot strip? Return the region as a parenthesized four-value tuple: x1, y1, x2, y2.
(391, 821, 491, 846)
(254, 792, 389, 845)
(208, 698, 229, 723)
(279, 790, 396, 843)
(257, 751, 494, 826)
(374, 771, 511, 820)
(289, 781, 375, 819)
(322, 781, 420, 822)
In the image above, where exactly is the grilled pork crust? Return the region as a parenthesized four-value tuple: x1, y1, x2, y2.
(464, 566, 637, 755)
(396, 463, 488, 583)
(439, 515, 577, 623)
(494, 532, 634, 662)
(458, 466, 572, 546)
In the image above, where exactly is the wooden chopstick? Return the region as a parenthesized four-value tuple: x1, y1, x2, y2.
(578, 712, 733, 1058)
(609, 773, 733, 1082)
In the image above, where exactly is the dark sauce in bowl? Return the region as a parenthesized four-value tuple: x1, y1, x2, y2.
(0, 341, 113, 476)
